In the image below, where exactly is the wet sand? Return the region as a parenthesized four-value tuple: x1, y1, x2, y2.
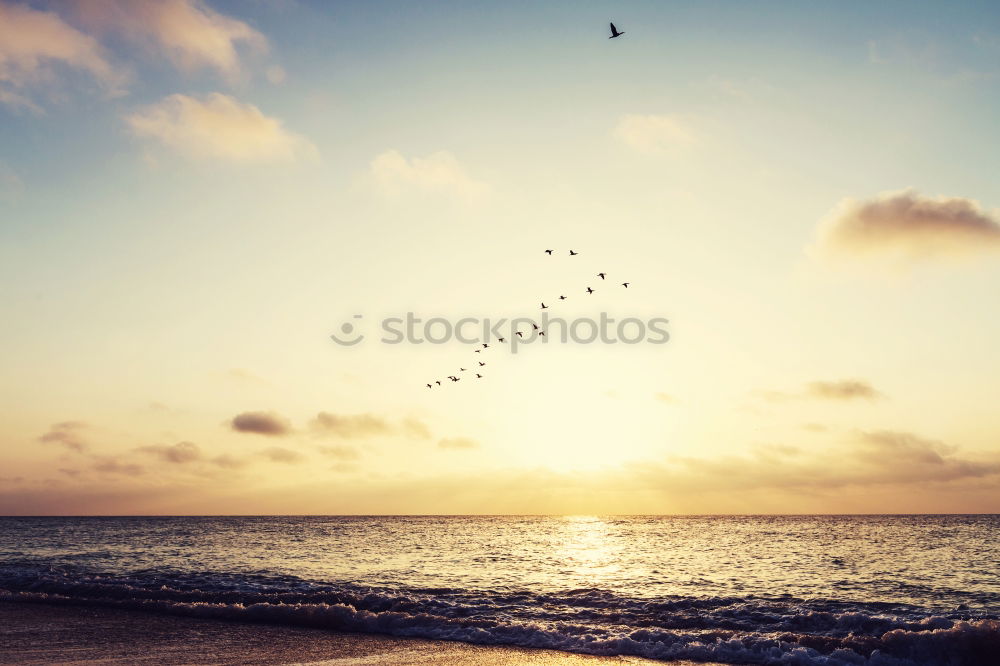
(0, 602, 715, 665)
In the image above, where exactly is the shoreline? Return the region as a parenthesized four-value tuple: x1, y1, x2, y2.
(0, 601, 715, 665)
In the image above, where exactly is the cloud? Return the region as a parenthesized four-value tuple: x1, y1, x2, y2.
(0, 1, 125, 110)
(125, 93, 318, 163)
(438, 437, 479, 450)
(91, 456, 144, 476)
(613, 114, 697, 154)
(758, 379, 884, 403)
(815, 190, 1000, 265)
(75, 0, 266, 80)
(38, 421, 90, 453)
(310, 412, 392, 439)
(135, 441, 201, 463)
(0, 161, 24, 201)
(855, 430, 1000, 483)
(318, 445, 360, 460)
(231, 411, 291, 436)
(370, 150, 487, 199)
(401, 417, 432, 440)
(805, 380, 883, 401)
(654, 392, 677, 404)
(259, 446, 303, 463)
(210, 454, 247, 469)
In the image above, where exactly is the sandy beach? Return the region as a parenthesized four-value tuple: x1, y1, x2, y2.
(0, 602, 714, 665)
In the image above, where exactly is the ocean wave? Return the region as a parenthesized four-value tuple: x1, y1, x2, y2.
(1, 565, 997, 665)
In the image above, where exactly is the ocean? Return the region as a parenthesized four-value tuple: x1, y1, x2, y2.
(0, 515, 997, 664)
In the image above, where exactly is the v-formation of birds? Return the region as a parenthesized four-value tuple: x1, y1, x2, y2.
(425, 249, 631, 388)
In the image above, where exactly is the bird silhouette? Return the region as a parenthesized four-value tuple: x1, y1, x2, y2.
(622, 282, 630, 288)
(598, 273, 606, 279)
(436, 381, 441, 386)
(586, 287, 594, 294)
(545, 249, 553, 255)
(426, 384, 432, 388)
(569, 250, 578, 256)
(498, 337, 505, 342)
(539, 331, 545, 336)
(541, 302, 548, 309)
(532, 323, 539, 330)
(559, 295, 567, 300)
(474, 349, 482, 353)
(609, 22, 625, 39)
(482, 343, 489, 348)
(450, 376, 460, 382)
(516, 331, 523, 338)
(476, 373, 483, 378)
(479, 361, 485, 366)
(460, 367, 467, 372)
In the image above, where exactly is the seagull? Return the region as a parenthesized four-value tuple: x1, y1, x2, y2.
(541, 302, 548, 309)
(545, 249, 553, 255)
(460, 367, 467, 372)
(622, 282, 630, 288)
(532, 323, 539, 330)
(476, 373, 483, 378)
(516, 331, 523, 338)
(598, 273, 606, 280)
(482, 343, 489, 348)
(426, 384, 432, 388)
(479, 361, 486, 366)
(436, 381, 441, 386)
(450, 377, 460, 382)
(569, 250, 578, 256)
(609, 22, 625, 39)
(539, 330, 545, 336)
(559, 295, 567, 300)
(474, 349, 482, 353)
(586, 287, 594, 294)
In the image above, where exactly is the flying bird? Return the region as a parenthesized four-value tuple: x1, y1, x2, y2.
(539, 331, 545, 336)
(498, 337, 505, 342)
(541, 302, 548, 309)
(545, 249, 553, 255)
(559, 295, 567, 300)
(474, 349, 482, 353)
(586, 287, 594, 294)
(450, 377, 460, 382)
(476, 373, 483, 378)
(609, 22, 625, 39)
(622, 282, 630, 288)
(426, 384, 432, 388)
(479, 361, 486, 366)
(516, 331, 523, 338)
(569, 250, 578, 256)
(598, 273, 606, 279)
(436, 381, 441, 386)
(460, 367, 467, 372)
(532, 323, 539, 330)
(482, 343, 489, 348)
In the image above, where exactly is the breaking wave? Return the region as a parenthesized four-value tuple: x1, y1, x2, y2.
(1, 563, 997, 665)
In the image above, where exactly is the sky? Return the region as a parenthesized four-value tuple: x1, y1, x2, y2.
(2, 0, 1000, 515)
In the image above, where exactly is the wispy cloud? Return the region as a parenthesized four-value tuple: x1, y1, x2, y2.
(38, 421, 90, 453)
(259, 446, 303, 463)
(75, 0, 266, 81)
(438, 436, 479, 450)
(231, 411, 292, 436)
(0, 1, 125, 111)
(125, 93, 318, 163)
(613, 114, 697, 154)
(370, 150, 487, 200)
(91, 456, 144, 476)
(757, 379, 884, 403)
(814, 189, 1000, 266)
(310, 412, 432, 441)
(135, 441, 201, 463)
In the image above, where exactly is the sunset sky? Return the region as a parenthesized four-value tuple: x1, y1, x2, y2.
(2, 0, 1000, 514)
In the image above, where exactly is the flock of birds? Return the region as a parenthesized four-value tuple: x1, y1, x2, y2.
(426, 23, 627, 389)
(425, 249, 630, 388)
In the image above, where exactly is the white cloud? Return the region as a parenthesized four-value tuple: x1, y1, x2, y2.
(370, 150, 488, 200)
(75, 0, 267, 80)
(125, 93, 318, 164)
(613, 114, 697, 154)
(0, 1, 126, 110)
